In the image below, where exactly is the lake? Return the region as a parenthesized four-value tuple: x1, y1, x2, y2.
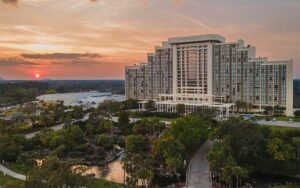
(36, 92, 125, 108)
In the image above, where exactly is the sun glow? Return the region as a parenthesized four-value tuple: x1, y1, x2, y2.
(35, 73, 40, 78)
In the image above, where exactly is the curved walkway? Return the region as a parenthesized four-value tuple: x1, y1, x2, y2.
(25, 113, 91, 139)
(0, 164, 26, 180)
(186, 141, 212, 188)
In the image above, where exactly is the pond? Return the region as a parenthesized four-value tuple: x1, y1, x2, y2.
(36, 92, 125, 108)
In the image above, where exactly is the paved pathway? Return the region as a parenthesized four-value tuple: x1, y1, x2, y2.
(25, 113, 91, 139)
(25, 123, 65, 139)
(186, 141, 212, 188)
(0, 164, 26, 180)
(258, 120, 300, 128)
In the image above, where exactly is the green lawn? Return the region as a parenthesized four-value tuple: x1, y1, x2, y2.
(272, 186, 299, 188)
(0, 173, 24, 188)
(275, 116, 300, 122)
(6, 163, 30, 174)
(2, 108, 20, 117)
(256, 115, 300, 122)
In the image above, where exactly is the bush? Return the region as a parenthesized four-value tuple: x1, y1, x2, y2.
(294, 110, 300, 117)
(133, 111, 179, 119)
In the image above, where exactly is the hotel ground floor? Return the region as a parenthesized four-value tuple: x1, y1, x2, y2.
(138, 100, 237, 118)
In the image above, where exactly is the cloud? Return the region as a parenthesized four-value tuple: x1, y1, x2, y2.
(0, 57, 39, 66)
(1, 0, 18, 5)
(51, 60, 103, 66)
(20, 52, 101, 59)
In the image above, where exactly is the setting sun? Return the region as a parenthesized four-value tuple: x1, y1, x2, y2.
(35, 73, 40, 78)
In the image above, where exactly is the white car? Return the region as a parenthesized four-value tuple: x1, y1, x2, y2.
(289, 119, 293, 123)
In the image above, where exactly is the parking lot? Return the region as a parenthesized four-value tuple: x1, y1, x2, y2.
(258, 119, 300, 128)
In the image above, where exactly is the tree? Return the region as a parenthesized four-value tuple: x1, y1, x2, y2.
(123, 99, 139, 109)
(136, 168, 154, 187)
(125, 135, 147, 153)
(264, 106, 273, 116)
(209, 117, 300, 183)
(22, 103, 37, 117)
(98, 100, 122, 113)
(176, 103, 185, 115)
(0, 133, 24, 162)
(165, 115, 210, 151)
(273, 105, 284, 116)
(64, 125, 85, 149)
(98, 120, 113, 133)
(133, 118, 164, 137)
(152, 136, 185, 178)
(25, 157, 87, 188)
(292, 137, 300, 160)
(118, 111, 129, 125)
(152, 137, 184, 161)
(97, 133, 114, 150)
(267, 137, 294, 161)
(45, 89, 56, 94)
(145, 100, 156, 111)
(71, 106, 84, 119)
(294, 110, 300, 117)
(231, 165, 247, 188)
(235, 100, 242, 113)
(207, 141, 230, 184)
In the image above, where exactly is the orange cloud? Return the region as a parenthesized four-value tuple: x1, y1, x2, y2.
(0, 0, 299, 79)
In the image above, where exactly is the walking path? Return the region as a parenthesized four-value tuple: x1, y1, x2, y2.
(0, 164, 26, 180)
(0, 112, 92, 182)
(186, 141, 212, 188)
(25, 113, 91, 139)
(25, 123, 65, 139)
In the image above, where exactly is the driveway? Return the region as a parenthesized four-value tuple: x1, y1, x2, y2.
(186, 141, 212, 188)
(0, 164, 26, 180)
(258, 120, 300, 128)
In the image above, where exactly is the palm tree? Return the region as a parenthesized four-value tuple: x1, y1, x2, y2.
(235, 101, 242, 113)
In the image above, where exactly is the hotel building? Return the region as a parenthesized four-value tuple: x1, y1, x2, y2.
(125, 34, 294, 116)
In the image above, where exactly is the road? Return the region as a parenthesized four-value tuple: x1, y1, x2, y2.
(25, 113, 91, 139)
(186, 141, 212, 188)
(257, 120, 300, 128)
(25, 123, 65, 139)
(0, 164, 26, 180)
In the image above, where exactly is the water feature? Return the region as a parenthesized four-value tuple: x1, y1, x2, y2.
(36, 92, 125, 108)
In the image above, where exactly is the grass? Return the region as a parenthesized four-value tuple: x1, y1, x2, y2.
(6, 163, 30, 174)
(141, 117, 176, 121)
(272, 186, 299, 188)
(2, 108, 20, 117)
(275, 116, 300, 122)
(257, 115, 300, 122)
(0, 173, 24, 188)
(87, 178, 122, 188)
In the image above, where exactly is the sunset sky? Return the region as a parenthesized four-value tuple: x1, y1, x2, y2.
(0, 0, 299, 80)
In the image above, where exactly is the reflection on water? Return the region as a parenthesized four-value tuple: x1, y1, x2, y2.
(37, 92, 125, 107)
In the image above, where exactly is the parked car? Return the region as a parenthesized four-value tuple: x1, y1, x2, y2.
(289, 118, 293, 123)
(272, 118, 277, 122)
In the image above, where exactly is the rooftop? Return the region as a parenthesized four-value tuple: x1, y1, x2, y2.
(168, 34, 225, 44)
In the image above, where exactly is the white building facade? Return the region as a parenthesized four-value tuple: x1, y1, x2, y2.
(125, 34, 294, 117)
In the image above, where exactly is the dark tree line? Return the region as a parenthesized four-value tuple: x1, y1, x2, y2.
(0, 80, 125, 106)
(208, 118, 300, 187)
